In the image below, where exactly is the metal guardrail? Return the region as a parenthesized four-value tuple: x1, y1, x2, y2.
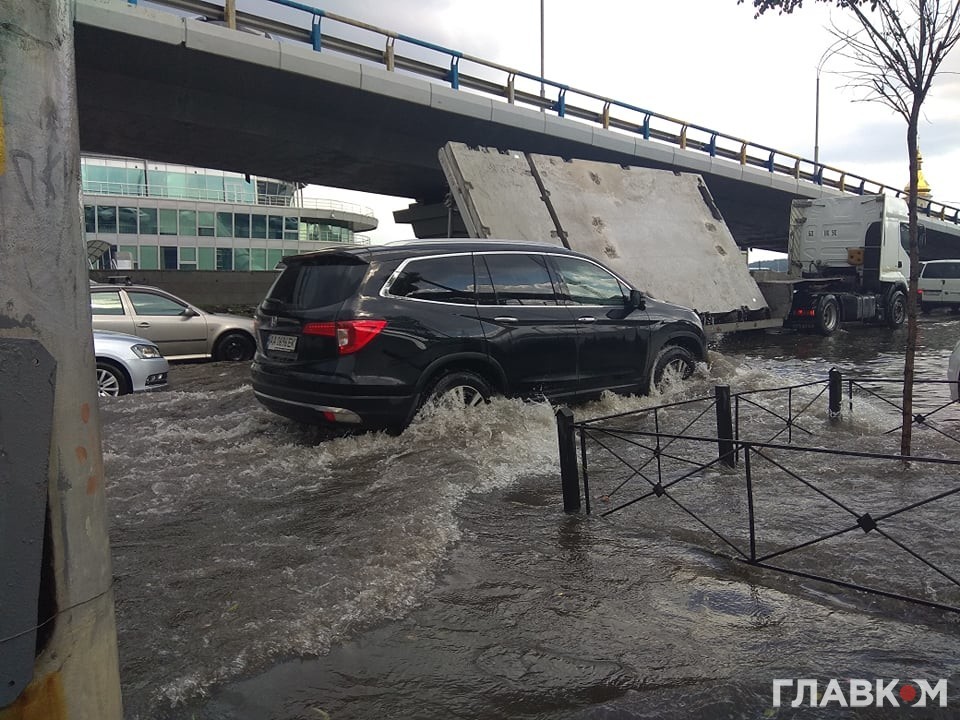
(128, 0, 960, 225)
(81, 180, 376, 216)
(556, 371, 960, 613)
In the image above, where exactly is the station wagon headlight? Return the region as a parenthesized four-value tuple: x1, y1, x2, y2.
(131, 344, 163, 359)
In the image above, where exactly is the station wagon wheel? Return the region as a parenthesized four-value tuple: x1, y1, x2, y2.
(96, 361, 130, 397)
(650, 345, 696, 393)
(426, 371, 492, 409)
(214, 331, 255, 361)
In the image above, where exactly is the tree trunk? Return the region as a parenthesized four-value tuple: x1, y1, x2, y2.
(901, 113, 921, 457)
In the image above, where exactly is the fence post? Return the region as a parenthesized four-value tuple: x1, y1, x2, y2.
(829, 367, 842, 422)
(715, 385, 736, 468)
(556, 407, 581, 513)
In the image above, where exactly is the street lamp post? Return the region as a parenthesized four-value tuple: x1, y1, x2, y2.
(815, 38, 845, 168)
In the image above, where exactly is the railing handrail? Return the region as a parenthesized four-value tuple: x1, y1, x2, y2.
(122, 0, 960, 226)
(81, 179, 376, 217)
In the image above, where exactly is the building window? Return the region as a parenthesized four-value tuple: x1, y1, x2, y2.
(267, 249, 284, 270)
(268, 215, 283, 240)
(84, 205, 96, 234)
(140, 245, 160, 270)
(224, 176, 255, 203)
(198, 247, 215, 270)
(162, 246, 178, 270)
(139, 207, 158, 235)
(185, 173, 206, 200)
(216, 248, 233, 271)
(216, 212, 233, 237)
(235, 213, 250, 238)
(97, 206, 117, 234)
(283, 216, 299, 242)
(178, 209, 197, 236)
(251, 214, 267, 239)
(118, 207, 138, 234)
(250, 248, 267, 271)
(159, 209, 178, 235)
(198, 211, 215, 237)
(234, 248, 250, 271)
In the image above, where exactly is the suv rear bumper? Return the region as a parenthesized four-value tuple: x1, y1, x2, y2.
(251, 364, 418, 429)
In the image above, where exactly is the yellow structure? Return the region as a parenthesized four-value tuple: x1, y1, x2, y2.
(905, 149, 933, 200)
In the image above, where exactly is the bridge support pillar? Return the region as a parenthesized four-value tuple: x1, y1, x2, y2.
(0, 1, 123, 717)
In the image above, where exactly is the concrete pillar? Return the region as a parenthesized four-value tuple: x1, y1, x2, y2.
(0, 1, 123, 718)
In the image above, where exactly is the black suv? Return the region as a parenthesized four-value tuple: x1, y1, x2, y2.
(251, 240, 706, 431)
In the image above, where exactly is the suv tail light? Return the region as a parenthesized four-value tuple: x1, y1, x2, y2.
(302, 320, 387, 355)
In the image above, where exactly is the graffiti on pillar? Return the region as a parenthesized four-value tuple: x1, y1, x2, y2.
(8, 97, 68, 210)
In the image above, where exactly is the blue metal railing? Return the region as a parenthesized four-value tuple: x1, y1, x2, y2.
(127, 0, 960, 226)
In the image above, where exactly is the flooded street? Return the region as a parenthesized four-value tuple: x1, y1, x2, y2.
(99, 315, 960, 719)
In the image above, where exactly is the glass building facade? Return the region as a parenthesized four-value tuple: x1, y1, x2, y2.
(83, 155, 376, 271)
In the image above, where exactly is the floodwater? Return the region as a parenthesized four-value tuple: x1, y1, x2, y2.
(98, 314, 960, 719)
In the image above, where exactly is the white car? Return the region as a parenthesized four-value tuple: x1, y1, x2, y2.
(94, 330, 169, 397)
(949, 339, 960, 402)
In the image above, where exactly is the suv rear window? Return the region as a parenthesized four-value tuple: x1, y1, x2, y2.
(268, 256, 367, 310)
(388, 255, 476, 304)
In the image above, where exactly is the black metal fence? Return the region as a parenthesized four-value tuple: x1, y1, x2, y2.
(556, 370, 960, 613)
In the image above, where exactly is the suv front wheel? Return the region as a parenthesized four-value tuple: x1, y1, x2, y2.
(650, 345, 696, 393)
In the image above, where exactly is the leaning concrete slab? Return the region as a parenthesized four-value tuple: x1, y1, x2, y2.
(439, 145, 556, 240)
(439, 142, 767, 315)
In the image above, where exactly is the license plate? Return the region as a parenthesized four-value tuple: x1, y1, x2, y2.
(266, 333, 298, 352)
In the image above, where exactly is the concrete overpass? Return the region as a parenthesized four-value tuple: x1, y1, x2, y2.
(73, 0, 960, 255)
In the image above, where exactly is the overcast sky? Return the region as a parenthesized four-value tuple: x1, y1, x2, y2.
(284, 1, 960, 242)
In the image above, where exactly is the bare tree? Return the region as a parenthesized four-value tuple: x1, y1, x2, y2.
(741, 0, 960, 455)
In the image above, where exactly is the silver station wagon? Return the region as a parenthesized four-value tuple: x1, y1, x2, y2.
(90, 282, 256, 361)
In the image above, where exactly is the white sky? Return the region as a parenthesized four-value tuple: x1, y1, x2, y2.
(289, 1, 960, 245)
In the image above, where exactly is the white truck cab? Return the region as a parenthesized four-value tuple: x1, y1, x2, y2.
(785, 195, 914, 334)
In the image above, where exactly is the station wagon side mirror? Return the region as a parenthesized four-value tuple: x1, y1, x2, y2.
(627, 289, 645, 311)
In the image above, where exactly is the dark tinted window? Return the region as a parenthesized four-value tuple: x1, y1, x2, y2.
(922, 262, 960, 279)
(389, 255, 476, 304)
(481, 253, 557, 306)
(474, 255, 496, 305)
(268, 257, 368, 309)
(551, 256, 626, 305)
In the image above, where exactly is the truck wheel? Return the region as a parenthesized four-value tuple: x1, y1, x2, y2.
(815, 296, 839, 335)
(886, 290, 906, 328)
(650, 345, 696, 393)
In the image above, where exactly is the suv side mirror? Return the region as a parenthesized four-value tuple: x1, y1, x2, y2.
(627, 289, 645, 311)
